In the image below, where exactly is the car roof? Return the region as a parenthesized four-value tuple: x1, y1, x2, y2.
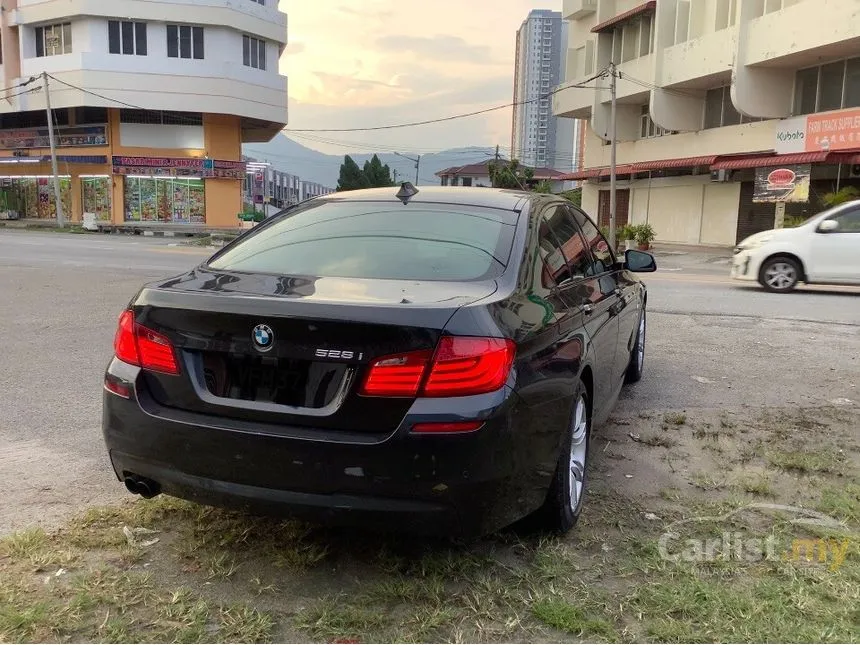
(317, 186, 536, 212)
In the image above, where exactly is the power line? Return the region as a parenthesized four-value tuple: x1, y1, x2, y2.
(284, 68, 610, 133)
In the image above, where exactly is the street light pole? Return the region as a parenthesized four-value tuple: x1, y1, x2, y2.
(609, 62, 618, 252)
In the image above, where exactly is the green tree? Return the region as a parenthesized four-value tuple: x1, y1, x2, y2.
(488, 159, 534, 189)
(337, 155, 370, 191)
(363, 154, 394, 187)
(559, 188, 582, 206)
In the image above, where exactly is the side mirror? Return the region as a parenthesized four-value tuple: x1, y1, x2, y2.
(817, 219, 839, 233)
(624, 249, 657, 273)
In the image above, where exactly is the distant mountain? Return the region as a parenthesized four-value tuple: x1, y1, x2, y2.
(243, 134, 496, 189)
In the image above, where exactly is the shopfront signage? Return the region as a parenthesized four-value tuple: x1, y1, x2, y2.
(111, 156, 246, 179)
(753, 164, 810, 203)
(0, 126, 107, 150)
(775, 108, 860, 154)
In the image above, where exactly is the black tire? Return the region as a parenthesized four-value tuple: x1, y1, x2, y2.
(758, 256, 801, 293)
(625, 309, 646, 384)
(536, 380, 591, 534)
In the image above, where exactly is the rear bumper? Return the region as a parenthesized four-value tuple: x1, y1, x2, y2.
(102, 361, 562, 536)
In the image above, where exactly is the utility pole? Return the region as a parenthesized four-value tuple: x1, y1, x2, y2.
(394, 151, 421, 185)
(609, 62, 618, 252)
(393, 169, 398, 183)
(43, 72, 65, 228)
(495, 144, 500, 163)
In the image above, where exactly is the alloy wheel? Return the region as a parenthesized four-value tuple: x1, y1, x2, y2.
(764, 262, 797, 290)
(568, 394, 588, 512)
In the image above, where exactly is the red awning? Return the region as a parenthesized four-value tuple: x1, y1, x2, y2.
(630, 156, 718, 172)
(560, 165, 636, 180)
(710, 152, 829, 170)
(591, 1, 657, 33)
(828, 151, 860, 165)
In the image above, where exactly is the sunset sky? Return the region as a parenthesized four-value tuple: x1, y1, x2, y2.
(278, 1, 556, 155)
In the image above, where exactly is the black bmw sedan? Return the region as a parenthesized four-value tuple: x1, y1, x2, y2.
(102, 185, 655, 536)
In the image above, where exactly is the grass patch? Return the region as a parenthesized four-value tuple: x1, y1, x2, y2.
(531, 597, 617, 640)
(734, 475, 774, 497)
(295, 598, 389, 642)
(817, 484, 860, 524)
(639, 432, 678, 448)
(767, 449, 845, 475)
(663, 412, 687, 426)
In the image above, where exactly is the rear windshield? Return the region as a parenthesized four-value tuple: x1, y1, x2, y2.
(208, 201, 516, 282)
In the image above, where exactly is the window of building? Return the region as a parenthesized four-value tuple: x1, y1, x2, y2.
(35, 23, 72, 57)
(704, 86, 748, 128)
(119, 109, 203, 126)
(167, 25, 204, 59)
(715, 0, 738, 30)
(461, 177, 473, 187)
(794, 57, 860, 115)
(640, 105, 675, 138)
(611, 14, 654, 64)
(243, 35, 267, 70)
(108, 21, 147, 55)
(124, 177, 205, 223)
(249, 0, 265, 4)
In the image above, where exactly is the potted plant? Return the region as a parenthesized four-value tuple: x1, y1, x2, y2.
(620, 224, 637, 251)
(635, 223, 656, 251)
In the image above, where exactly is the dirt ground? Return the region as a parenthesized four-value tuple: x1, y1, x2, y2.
(2, 404, 858, 643)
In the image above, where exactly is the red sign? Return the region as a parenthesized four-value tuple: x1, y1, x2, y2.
(805, 108, 860, 152)
(767, 168, 796, 188)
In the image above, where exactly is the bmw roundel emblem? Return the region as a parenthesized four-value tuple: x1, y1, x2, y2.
(252, 324, 274, 352)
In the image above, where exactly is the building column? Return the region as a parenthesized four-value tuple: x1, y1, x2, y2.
(70, 174, 83, 223)
(111, 175, 124, 224)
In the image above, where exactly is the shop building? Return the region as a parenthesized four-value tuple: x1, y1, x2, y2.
(0, 0, 288, 227)
(554, 0, 860, 245)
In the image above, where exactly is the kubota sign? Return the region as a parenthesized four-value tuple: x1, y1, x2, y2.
(776, 107, 860, 154)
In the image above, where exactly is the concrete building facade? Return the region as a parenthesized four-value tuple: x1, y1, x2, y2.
(0, 0, 287, 228)
(554, 0, 860, 245)
(512, 9, 583, 172)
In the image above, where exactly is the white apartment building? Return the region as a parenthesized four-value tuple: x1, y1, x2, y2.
(0, 0, 287, 227)
(300, 180, 333, 202)
(554, 0, 860, 246)
(512, 10, 582, 171)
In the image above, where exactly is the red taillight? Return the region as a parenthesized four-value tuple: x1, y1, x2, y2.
(136, 326, 179, 374)
(359, 336, 515, 398)
(360, 349, 432, 396)
(411, 421, 484, 434)
(113, 310, 180, 375)
(423, 337, 515, 397)
(114, 310, 139, 365)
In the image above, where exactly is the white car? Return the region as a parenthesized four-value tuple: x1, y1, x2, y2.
(731, 200, 860, 292)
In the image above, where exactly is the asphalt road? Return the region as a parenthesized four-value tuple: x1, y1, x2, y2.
(1, 230, 858, 534)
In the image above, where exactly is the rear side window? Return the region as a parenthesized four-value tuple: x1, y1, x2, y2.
(208, 201, 516, 281)
(572, 208, 615, 273)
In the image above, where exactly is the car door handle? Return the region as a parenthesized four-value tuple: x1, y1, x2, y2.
(580, 304, 594, 316)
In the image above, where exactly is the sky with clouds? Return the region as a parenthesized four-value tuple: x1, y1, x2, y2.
(278, 1, 559, 156)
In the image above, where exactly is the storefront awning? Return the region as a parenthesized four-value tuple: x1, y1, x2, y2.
(631, 156, 718, 172)
(561, 165, 636, 180)
(828, 151, 860, 165)
(710, 152, 829, 170)
(591, 1, 656, 33)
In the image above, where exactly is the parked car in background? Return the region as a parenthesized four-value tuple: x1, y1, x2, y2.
(102, 185, 656, 537)
(731, 200, 860, 292)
